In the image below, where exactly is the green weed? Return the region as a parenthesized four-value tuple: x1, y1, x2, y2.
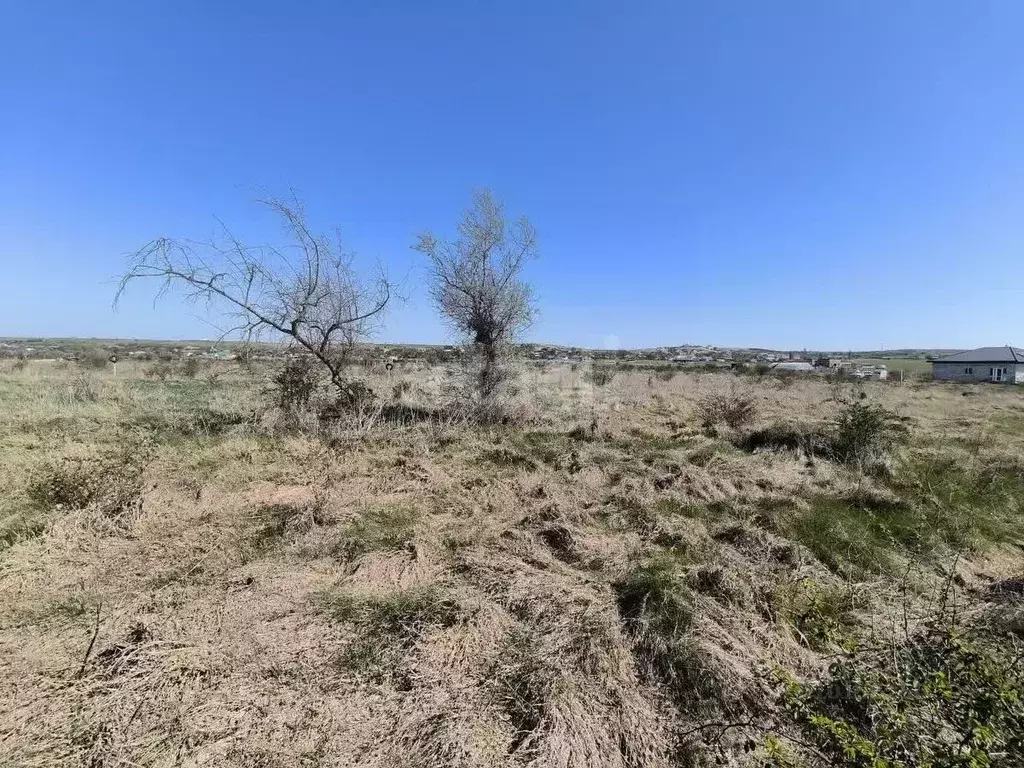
(331, 503, 419, 560)
(777, 619, 1024, 766)
(788, 494, 917, 575)
(0, 500, 49, 550)
(614, 554, 723, 711)
(317, 586, 462, 682)
(772, 578, 858, 650)
(479, 447, 538, 471)
(250, 502, 309, 550)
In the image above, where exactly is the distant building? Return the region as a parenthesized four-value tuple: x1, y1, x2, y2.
(814, 357, 851, 370)
(930, 347, 1024, 384)
(853, 365, 888, 381)
(771, 361, 814, 373)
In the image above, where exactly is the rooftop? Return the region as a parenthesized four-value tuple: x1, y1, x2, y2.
(931, 346, 1024, 364)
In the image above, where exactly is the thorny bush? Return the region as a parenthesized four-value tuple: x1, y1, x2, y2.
(272, 355, 319, 412)
(774, 614, 1024, 767)
(696, 391, 758, 431)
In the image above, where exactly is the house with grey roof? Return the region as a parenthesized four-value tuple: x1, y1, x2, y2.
(930, 346, 1024, 384)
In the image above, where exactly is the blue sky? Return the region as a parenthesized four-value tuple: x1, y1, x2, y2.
(2, 1, 1023, 350)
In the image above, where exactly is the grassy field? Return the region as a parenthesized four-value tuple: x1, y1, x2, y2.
(851, 357, 933, 374)
(1, 358, 1023, 766)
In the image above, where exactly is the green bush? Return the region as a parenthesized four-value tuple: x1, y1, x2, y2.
(736, 423, 831, 455)
(830, 400, 909, 466)
(615, 554, 693, 641)
(586, 366, 616, 387)
(273, 356, 318, 412)
(144, 362, 174, 381)
(180, 356, 202, 378)
(772, 578, 858, 650)
(76, 353, 109, 370)
(777, 617, 1024, 766)
(734, 362, 773, 377)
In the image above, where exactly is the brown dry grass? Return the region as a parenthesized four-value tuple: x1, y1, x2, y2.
(1, 359, 1023, 766)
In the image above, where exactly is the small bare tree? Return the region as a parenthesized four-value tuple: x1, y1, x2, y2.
(413, 190, 537, 414)
(115, 194, 390, 408)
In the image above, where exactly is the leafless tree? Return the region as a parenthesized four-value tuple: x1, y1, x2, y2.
(115, 194, 391, 407)
(413, 190, 537, 411)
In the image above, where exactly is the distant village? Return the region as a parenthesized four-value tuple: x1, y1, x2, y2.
(522, 345, 895, 379)
(1, 338, 936, 381)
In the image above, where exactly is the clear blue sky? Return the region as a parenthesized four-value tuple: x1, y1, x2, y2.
(2, 1, 1023, 350)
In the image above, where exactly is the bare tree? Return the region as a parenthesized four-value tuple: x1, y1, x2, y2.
(413, 190, 537, 411)
(115, 194, 391, 408)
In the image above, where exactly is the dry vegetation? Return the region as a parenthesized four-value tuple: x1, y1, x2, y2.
(2, 358, 1024, 766)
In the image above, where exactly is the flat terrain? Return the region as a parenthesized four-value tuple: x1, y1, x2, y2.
(1, 359, 1023, 766)
(851, 357, 933, 374)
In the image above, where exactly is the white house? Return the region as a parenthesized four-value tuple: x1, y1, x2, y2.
(930, 347, 1024, 384)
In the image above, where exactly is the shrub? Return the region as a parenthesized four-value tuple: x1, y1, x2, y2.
(830, 400, 909, 466)
(317, 379, 378, 421)
(772, 578, 858, 649)
(392, 379, 412, 401)
(777, 618, 1024, 766)
(77, 352, 110, 370)
(736, 423, 830, 455)
(180, 356, 202, 378)
(144, 362, 174, 381)
(696, 391, 757, 430)
(586, 366, 616, 387)
(250, 502, 325, 550)
(27, 444, 151, 527)
(479, 447, 539, 471)
(64, 373, 100, 403)
(272, 356, 318, 412)
(735, 362, 772, 377)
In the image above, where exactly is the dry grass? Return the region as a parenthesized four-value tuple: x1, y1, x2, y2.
(1, 359, 1023, 766)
